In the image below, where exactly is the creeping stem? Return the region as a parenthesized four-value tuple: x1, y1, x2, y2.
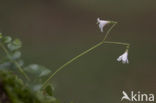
(42, 21, 129, 89)
(0, 43, 30, 81)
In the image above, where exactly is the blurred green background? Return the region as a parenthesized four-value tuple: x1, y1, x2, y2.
(0, 0, 156, 103)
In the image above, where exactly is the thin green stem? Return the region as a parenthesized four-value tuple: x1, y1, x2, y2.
(103, 22, 117, 41)
(103, 41, 130, 51)
(0, 43, 30, 81)
(42, 41, 104, 89)
(104, 41, 130, 46)
(42, 22, 118, 89)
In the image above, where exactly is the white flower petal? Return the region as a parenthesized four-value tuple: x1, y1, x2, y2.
(97, 18, 109, 32)
(117, 56, 122, 61)
(117, 51, 129, 64)
(126, 59, 129, 64)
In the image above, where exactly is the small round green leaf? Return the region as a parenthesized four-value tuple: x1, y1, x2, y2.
(11, 51, 21, 60)
(24, 64, 51, 77)
(4, 36, 12, 43)
(45, 85, 54, 96)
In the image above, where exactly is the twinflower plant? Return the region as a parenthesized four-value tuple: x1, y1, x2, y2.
(42, 17, 131, 89)
(0, 18, 131, 103)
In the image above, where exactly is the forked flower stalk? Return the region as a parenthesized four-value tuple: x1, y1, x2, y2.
(42, 18, 131, 89)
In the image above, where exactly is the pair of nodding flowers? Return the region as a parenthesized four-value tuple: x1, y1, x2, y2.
(97, 18, 129, 64)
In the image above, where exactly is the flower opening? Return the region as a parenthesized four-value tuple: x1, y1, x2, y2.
(117, 51, 129, 64)
(97, 18, 110, 32)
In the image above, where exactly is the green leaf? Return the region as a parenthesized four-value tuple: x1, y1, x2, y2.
(39, 69, 51, 77)
(45, 85, 54, 96)
(7, 43, 21, 51)
(7, 39, 22, 51)
(11, 51, 21, 60)
(0, 62, 11, 70)
(29, 83, 42, 91)
(16, 60, 24, 66)
(13, 39, 22, 46)
(24, 64, 51, 77)
(4, 36, 12, 43)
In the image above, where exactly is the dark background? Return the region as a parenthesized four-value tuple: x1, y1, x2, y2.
(0, 0, 156, 103)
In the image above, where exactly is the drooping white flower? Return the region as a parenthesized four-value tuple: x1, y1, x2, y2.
(117, 51, 129, 64)
(97, 18, 110, 32)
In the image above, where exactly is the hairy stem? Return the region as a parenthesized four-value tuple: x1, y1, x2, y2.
(0, 43, 30, 81)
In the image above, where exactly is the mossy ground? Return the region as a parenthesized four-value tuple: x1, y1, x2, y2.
(0, 70, 57, 103)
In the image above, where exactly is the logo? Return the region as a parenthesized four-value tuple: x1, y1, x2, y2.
(121, 91, 155, 102)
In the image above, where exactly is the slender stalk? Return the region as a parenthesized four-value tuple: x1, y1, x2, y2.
(103, 22, 117, 41)
(42, 22, 118, 89)
(42, 41, 104, 89)
(0, 43, 30, 81)
(104, 41, 130, 46)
